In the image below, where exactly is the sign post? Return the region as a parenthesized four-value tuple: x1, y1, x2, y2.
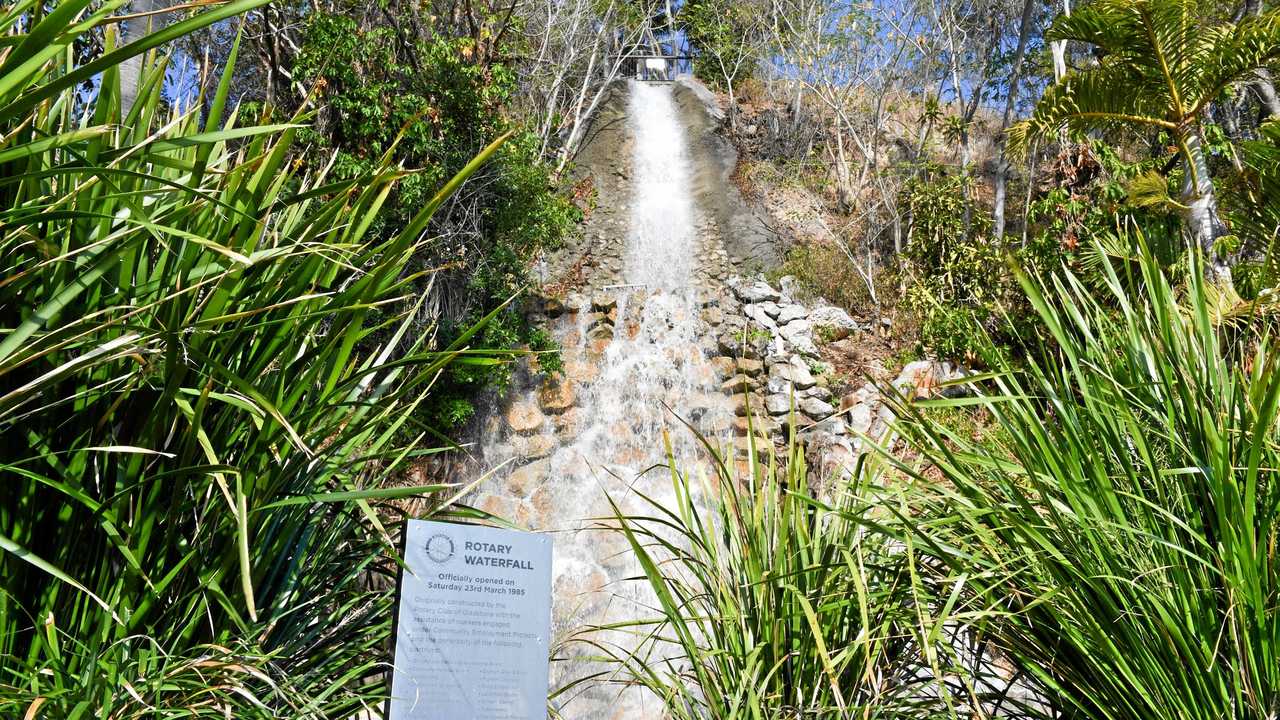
(388, 520, 554, 719)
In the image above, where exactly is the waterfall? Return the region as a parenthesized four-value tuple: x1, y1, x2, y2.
(471, 80, 733, 718)
(625, 82, 697, 291)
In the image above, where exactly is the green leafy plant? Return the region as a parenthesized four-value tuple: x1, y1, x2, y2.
(597, 430, 953, 719)
(887, 240, 1280, 719)
(290, 8, 576, 429)
(1011, 0, 1280, 280)
(0, 4, 511, 714)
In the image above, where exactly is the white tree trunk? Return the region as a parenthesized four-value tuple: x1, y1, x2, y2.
(1180, 131, 1232, 283)
(1050, 0, 1070, 82)
(993, 0, 1038, 242)
(118, 0, 159, 117)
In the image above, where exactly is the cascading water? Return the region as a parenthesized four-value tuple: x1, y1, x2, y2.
(470, 80, 733, 718)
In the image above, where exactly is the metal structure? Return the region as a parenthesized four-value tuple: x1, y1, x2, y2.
(617, 53, 694, 82)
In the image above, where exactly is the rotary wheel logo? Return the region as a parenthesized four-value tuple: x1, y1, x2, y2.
(424, 534, 454, 564)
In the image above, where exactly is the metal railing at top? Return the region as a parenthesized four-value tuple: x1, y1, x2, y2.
(617, 54, 694, 82)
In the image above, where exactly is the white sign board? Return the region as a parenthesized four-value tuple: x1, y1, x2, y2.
(644, 57, 667, 72)
(389, 520, 553, 720)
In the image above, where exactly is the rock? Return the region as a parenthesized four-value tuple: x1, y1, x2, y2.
(732, 436, 773, 460)
(765, 393, 792, 416)
(732, 414, 777, 436)
(845, 402, 874, 435)
(538, 379, 576, 413)
(768, 356, 816, 390)
(721, 374, 755, 394)
(478, 494, 517, 520)
(743, 304, 779, 331)
(710, 356, 737, 376)
(564, 292, 586, 314)
(563, 356, 600, 385)
(778, 275, 801, 299)
(553, 408, 584, 441)
(591, 293, 618, 313)
(590, 308, 618, 325)
(529, 485, 557, 521)
(775, 304, 807, 325)
(799, 385, 832, 401)
(702, 306, 724, 326)
(799, 396, 836, 418)
(790, 334, 821, 358)
(508, 459, 551, 496)
(757, 300, 781, 318)
(519, 433, 556, 460)
(735, 280, 781, 304)
(543, 295, 566, 317)
(506, 400, 545, 435)
(717, 333, 763, 360)
(779, 317, 812, 340)
(735, 358, 765, 376)
(809, 306, 858, 341)
(731, 393, 764, 416)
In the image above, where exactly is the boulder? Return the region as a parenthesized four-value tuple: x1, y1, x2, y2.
(506, 400, 545, 435)
(735, 280, 781, 304)
(809, 305, 858, 341)
(775, 304, 807, 325)
(765, 393, 792, 416)
(735, 357, 765, 376)
(563, 356, 600, 385)
(591, 293, 618, 313)
(508, 459, 551, 496)
(845, 402, 874, 435)
(799, 395, 836, 418)
(743, 303, 779, 331)
(778, 275, 801, 299)
(768, 356, 816, 390)
(538, 379, 577, 413)
(730, 393, 765, 416)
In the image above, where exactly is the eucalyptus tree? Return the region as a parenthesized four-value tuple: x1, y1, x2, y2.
(992, 0, 1040, 242)
(1012, 0, 1280, 282)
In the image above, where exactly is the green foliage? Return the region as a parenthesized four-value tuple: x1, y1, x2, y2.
(1012, 0, 1280, 147)
(0, 5, 507, 714)
(890, 242, 1280, 719)
(602, 434, 950, 718)
(680, 0, 764, 88)
(290, 7, 576, 428)
(900, 167, 1014, 360)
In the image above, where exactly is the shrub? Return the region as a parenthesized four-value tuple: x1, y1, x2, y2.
(900, 166, 1015, 360)
(601, 433, 952, 718)
(888, 241, 1280, 719)
(0, 7, 506, 714)
(290, 9, 578, 429)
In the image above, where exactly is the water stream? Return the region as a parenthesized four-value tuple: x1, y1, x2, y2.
(472, 81, 733, 718)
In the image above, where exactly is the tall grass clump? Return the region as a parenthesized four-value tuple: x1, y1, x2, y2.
(888, 243, 1280, 720)
(0, 2, 507, 715)
(603, 434, 954, 719)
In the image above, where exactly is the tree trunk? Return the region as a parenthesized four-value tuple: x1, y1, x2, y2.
(1180, 131, 1232, 283)
(993, 0, 1038, 243)
(118, 0, 160, 117)
(1050, 0, 1071, 82)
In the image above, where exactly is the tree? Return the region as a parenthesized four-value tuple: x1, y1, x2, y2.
(992, 0, 1040, 242)
(1012, 0, 1280, 281)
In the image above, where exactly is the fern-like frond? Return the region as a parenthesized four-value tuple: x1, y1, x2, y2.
(1186, 11, 1280, 114)
(1046, 0, 1143, 54)
(1018, 61, 1175, 148)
